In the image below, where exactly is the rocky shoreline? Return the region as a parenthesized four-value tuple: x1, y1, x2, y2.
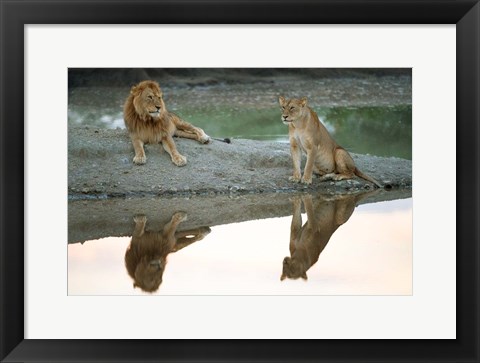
(68, 126, 412, 200)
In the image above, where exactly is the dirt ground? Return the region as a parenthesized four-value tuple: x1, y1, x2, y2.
(68, 126, 411, 199)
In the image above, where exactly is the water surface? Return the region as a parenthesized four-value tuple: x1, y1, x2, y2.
(68, 196, 412, 296)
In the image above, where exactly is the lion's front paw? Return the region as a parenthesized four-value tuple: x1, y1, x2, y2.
(172, 211, 188, 222)
(133, 155, 146, 165)
(199, 134, 211, 144)
(172, 154, 187, 166)
(289, 175, 301, 183)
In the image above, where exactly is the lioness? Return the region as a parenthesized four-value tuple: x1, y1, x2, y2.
(124, 80, 210, 166)
(124, 212, 211, 293)
(279, 96, 381, 187)
(281, 193, 372, 281)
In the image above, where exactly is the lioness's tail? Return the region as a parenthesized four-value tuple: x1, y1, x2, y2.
(354, 168, 382, 188)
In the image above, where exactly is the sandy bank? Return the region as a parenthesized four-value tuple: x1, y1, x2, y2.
(68, 126, 412, 199)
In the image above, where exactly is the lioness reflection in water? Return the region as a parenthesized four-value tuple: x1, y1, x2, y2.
(281, 192, 376, 281)
(125, 212, 211, 292)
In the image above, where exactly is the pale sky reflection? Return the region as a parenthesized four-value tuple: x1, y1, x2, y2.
(68, 198, 412, 296)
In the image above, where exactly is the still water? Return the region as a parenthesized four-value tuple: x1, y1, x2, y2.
(68, 195, 412, 296)
(68, 85, 412, 159)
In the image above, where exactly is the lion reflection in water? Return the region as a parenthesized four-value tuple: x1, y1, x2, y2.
(125, 212, 211, 292)
(281, 193, 374, 281)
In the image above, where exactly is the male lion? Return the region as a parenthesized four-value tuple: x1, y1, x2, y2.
(281, 192, 375, 281)
(123, 80, 210, 166)
(279, 96, 381, 187)
(124, 212, 211, 293)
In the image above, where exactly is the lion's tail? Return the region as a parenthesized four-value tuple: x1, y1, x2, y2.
(354, 168, 382, 188)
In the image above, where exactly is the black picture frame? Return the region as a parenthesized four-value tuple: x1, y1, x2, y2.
(1, 1, 478, 362)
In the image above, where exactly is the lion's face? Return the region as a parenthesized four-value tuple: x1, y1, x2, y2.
(278, 96, 308, 125)
(133, 256, 166, 293)
(281, 256, 308, 281)
(131, 80, 166, 120)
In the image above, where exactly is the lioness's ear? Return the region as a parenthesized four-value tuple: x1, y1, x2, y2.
(300, 97, 307, 107)
(279, 96, 286, 106)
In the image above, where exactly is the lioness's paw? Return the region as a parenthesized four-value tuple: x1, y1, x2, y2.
(134, 215, 147, 224)
(172, 155, 187, 166)
(290, 197, 302, 209)
(289, 195, 302, 203)
(173, 211, 187, 222)
(289, 175, 301, 183)
(133, 155, 146, 165)
(301, 177, 312, 185)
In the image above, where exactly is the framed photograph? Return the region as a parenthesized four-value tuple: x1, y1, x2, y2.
(1, 1, 478, 362)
